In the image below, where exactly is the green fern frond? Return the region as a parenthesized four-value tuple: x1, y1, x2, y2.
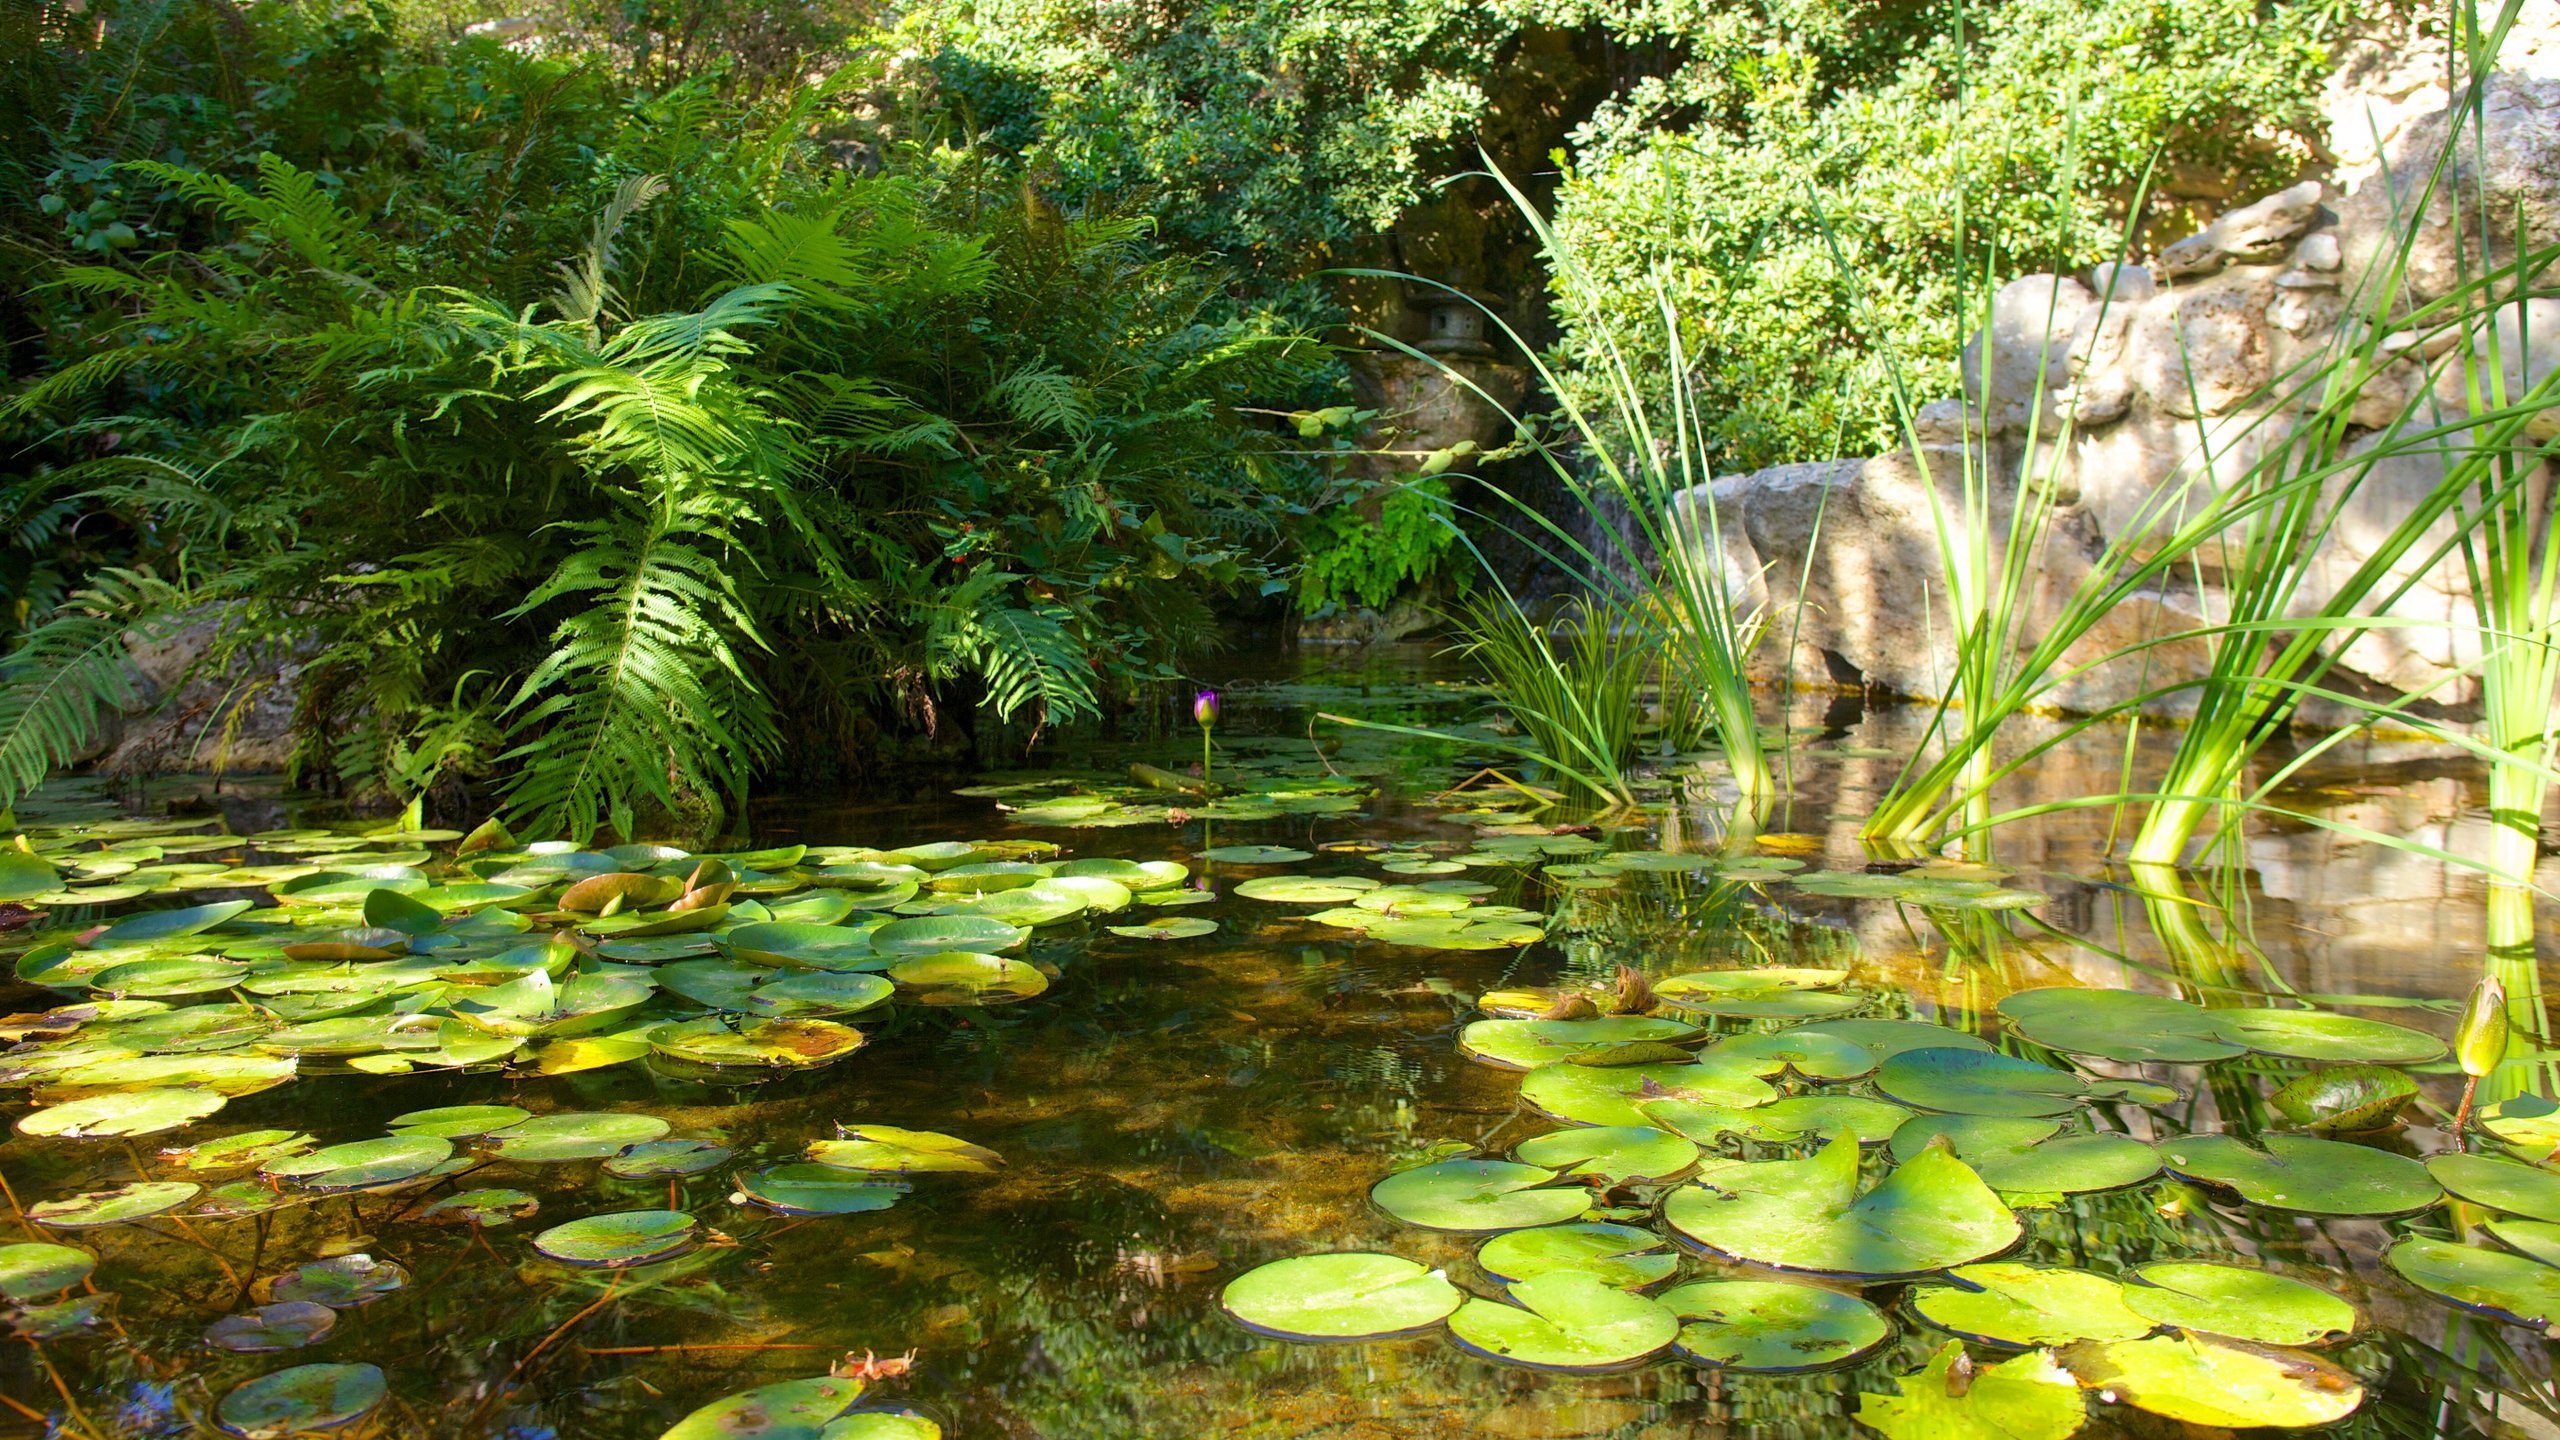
(551, 174, 670, 332)
(0, 569, 189, 806)
(989, 364, 1091, 438)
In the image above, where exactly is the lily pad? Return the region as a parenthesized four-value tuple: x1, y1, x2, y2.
(264, 1137, 453, 1192)
(1664, 1134, 2020, 1278)
(2430, 1152, 2560, 1223)
(1459, 1017, 1704, 1071)
(1643, 1095, 1913, 1148)
(205, 1301, 337, 1353)
(1887, 1116, 2160, 1195)
(1657, 969, 1863, 1020)
(2388, 1235, 2560, 1329)
(806, 1126, 1004, 1174)
(2159, 1133, 2439, 1216)
(885, 951, 1049, 1004)
(662, 1378, 865, 1440)
(2482, 1095, 2560, 1152)
(1476, 1222, 1678, 1289)
(1233, 875, 1379, 904)
(1713, 1029, 1877, 1081)
(1369, 1159, 1589, 1233)
(2203, 1008, 2446, 1064)
(2270, 1065, 2419, 1134)
(1786, 1018, 1991, 1059)
(2487, 1218, 2560, 1268)
(89, 899, 254, 947)
(486, 1112, 672, 1163)
(1105, 918, 1218, 940)
(1876, 1048, 2103, 1118)
(2121, 1262, 2355, 1346)
(650, 1017, 868, 1069)
(720, 921, 880, 970)
(268, 1254, 407, 1307)
(1855, 1341, 2085, 1440)
(532, 1209, 697, 1266)
(1220, 1252, 1464, 1340)
(1446, 1268, 1679, 1371)
(605, 1140, 733, 1178)
(1910, 1264, 2152, 1347)
(0, 1242, 94, 1300)
(821, 1414, 940, 1439)
(216, 1362, 387, 1438)
(1512, 1126, 1700, 1185)
(1660, 1280, 1890, 1372)
(18, 1086, 226, 1138)
(1200, 846, 1311, 864)
(387, 1104, 532, 1139)
(867, 916, 1028, 957)
(2057, 1333, 2362, 1428)
(31, 1181, 201, 1229)
(419, 1189, 541, 1226)
(736, 1164, 908, 1216)
(1996, 987, 2241, 1063)
(1522, 1060, 1777, 1128)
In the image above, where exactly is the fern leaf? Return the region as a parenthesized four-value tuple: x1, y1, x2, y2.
(0, 570, 188, 806)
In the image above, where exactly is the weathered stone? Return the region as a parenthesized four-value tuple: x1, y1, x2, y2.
(2156, 232, 2227, 280)
(2206, 180, 2328, 260)
(1959, 275, 2094, 434)
(2130, 288, 2271, 418)
(2298, 232, 2344, 271)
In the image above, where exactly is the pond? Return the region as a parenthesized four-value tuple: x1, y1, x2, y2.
(1, 644, 2555, 1438)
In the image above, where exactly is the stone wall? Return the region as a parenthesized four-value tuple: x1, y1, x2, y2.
(1703, 4, 2560, 718)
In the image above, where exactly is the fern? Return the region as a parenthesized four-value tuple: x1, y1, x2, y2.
(922, 570, 1098, 726)
(0, 569, 189, 806)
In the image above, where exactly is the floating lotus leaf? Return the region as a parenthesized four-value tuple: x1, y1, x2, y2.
(419, 1189, 540, 1226)
(1855, 1341, 2084, 1440)
(166, 1130, 312, 1171)
(98, 1004, 271, 1053)
(18, 1086, 225, 1138)
(2203, 1008, 2446, 1064)
(533, 1209, 697, 1265)
(1369, 1159, 1589, 1232)
(1220, 1252, 1464, 1339)
(1887, 1116, 2160, 1195)
(55, 1049, 296, 1095)
(205, 1301, 337, 1352)
(1660, 1280, 1891, 1372)
(557, 871, 685, 912)
(92, 957, 250, 997)
(270, 869, 429, 906)
(821, 1413, 941, 1439)
(1876, 1048, 2104, 1117)
(1446, 1268, 1678, 1372)
(1787, 1018, 1992, 1059)
(658, 961, 894, 1018)
(486, 1112, 671, 1162)
(1522, 1059, 1778, 1128)
(30, 1178, 197, 1219)
(1714, 1029, 1877, 1081)
(1233, 876, 1379, 904)
(867, 916, 1028, 957)
(924, 861, 1052, 894)
(2390, 1235, 2560, 1329)
(1476, 1222, 1677, 1289)
(587, 903, 730, 938)
(1642, 1095, 1912, 1148)
(387, 1104, 531, 1138)
(0, 1242, 93, 1300)
(650, 1017, 866, 1069)
(1597, 850, 1710, 872)
(737, 1164, 908, 1216)
(12, 1293, 113, 1339)
(264, 1136, 452, 1192)
(886, 951, 1048, 1005)
(1995, 987, 2240, 1063)
(0, 848, 59, 901)
(1512, 1126, 1699, 1185)
(1664, 1134, 2020, 1278)
(1458, 1017, 1704, 1071)
(605, 1139, 733, 1178)
(2430, 1153, 2560, 1222)
(1910, 1264, 2151, 1347)
(195, 1182, 287, 1218)
(360, 887, 445, 934)
(1046, 859, 1161, 887)
(942, 885, 1087, 927)
(2057, 1333, 2361, 1428)
(89, 900, 253, 947)
(2481, 1095, 2560, 1152)
(2160, 1134, 2439, 1216)
(1200, 846, 1310, 864)
(215, 1362, 387, 1438)
(806, 1125, 1003, 1174)
(661, 1377, 866, 1440)
(1363, 916, 1545, 950)
(268, 1254, 407, 1307)
(2488, 1218, 2560, 1267)
(1105, 917, 1218, 940)
(719, 922, 881, 971)
(2119, 1262, 2354, 1345)
(2269, 1065, 2419, 1134)
(1380, 858, 1466, 875)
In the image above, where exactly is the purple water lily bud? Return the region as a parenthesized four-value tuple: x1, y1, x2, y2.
(1193, 690, 1220, 728)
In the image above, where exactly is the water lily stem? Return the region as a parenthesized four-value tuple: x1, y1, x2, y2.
(26, 1340, 104, 1440)
(498, 1270, 624, 1395)
(0, 1165, 42, 1241)
(2454, 1074, 2483, 1152)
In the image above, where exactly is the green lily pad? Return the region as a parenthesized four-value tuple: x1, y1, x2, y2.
(822, 1412, 941, 1439)
(264, 1137, 453, 1192)
(1713, 1029, 1877, 1081)
(600, 1139, 730, 1179)
(1220, 1252, 1464, 1339)
(1660, 1279, 1890, 1372)
(2203, 1008, 2446, 1064)
(2389, 1235, 2560, 1329)
(1369, 1159, 1589, 1232)
(1855, 1341, 2085, 1440)
(2487, 1218, 2560, 1267)
(532, 1209, 697, 1265)
(2160, 1133, 2439, 1216)
(1785, 1019, 1992, 1059)
(206, 1301, 337, 1352)
(216, 1362, 387, 1438)
(166, 1130, 312, 1171)
(1642, 1095, 1913, 1148)
(32, 1180, 201, 1228)
(885, 951, 1049, 1004)
(92, 956, 251, 997)
(12, 1293, 113, 1339)
(2269, 1065, 2420, 1134)
(0, 1242, 94, 1300)
(387, 1104, 532, 1139)
(1656, 969, 1863, 1020)
(2430, 1152, 2560, 1223)
(1444, 1266, 1677, 1374)
(2057, 1333, 2362, 1427)
(805, 1125, 1003, 1174)
(1105, 917, 1218, 940)
(867, 916, 1028, 957)
(0, 848, 59, 901)
(1233, 875, 1379, 904)
(1996, 987, 2241, 1063)
(1459, 1017, 1704, 1071)
(1200, 846, 1312, 864)
(1476, 1222, 1677, 1289)
(650, 1017, 867, 1069)
(268, 1254, 406, 1307)
(18, 1086, 226, 1138)
(1512, 1126, 1700, 1185)
(1664, 1134, 2019, 1279)
(1887, 1116, 2160, 1195)
(2482, 1095, 2560, 1152)
(662, 1378, 866, 1440)
(719, 922, 880, 970)
(419, 1189, 541, 1226)
(1875, 1048, 2104, 1118)
(2120, 1262, 2354, 1345)
(1522, 1060, 1777, 1128)
(737, 1164, 908, 1216)
(486, 1112, 672, 1162)
(89, 899, 254, 947)
(1910, 1264, 2152, 1348)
